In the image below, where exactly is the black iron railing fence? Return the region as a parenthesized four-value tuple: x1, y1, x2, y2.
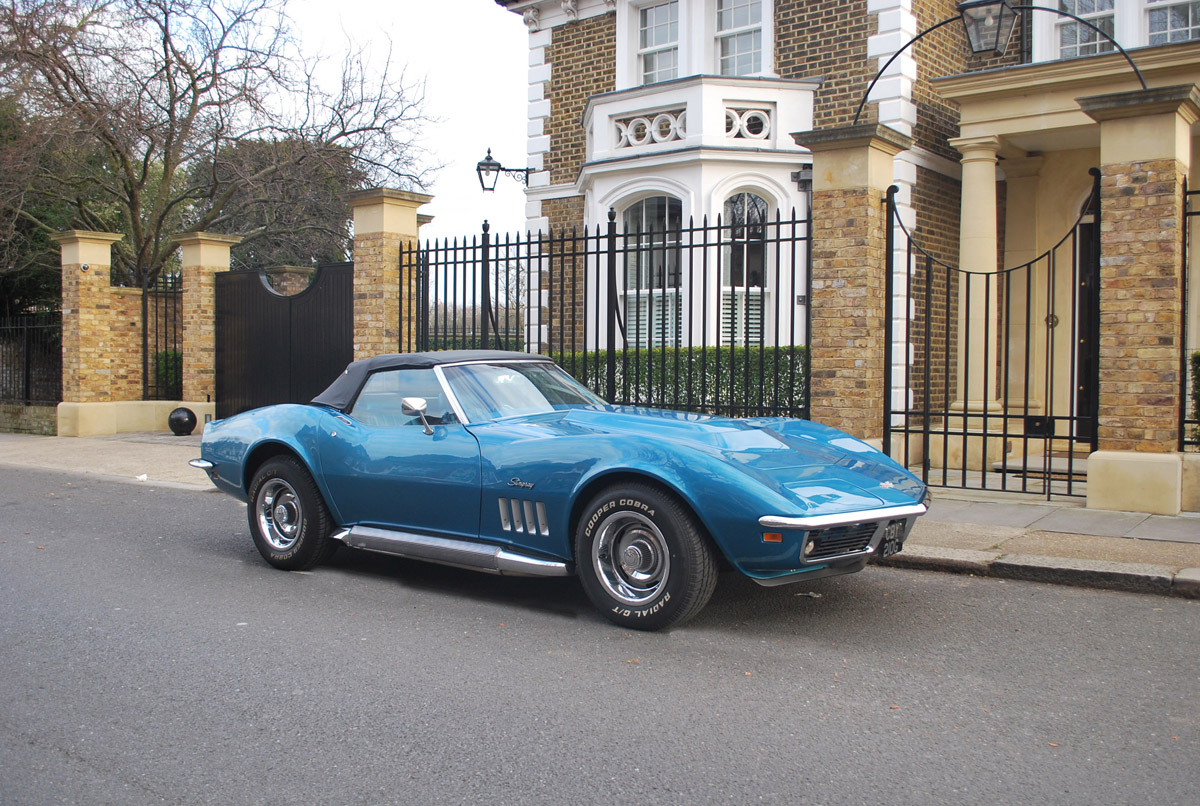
(1184, 181, 1199, 452)
(142, 272, 183, 401)
(404, 210, 812, 419)
(0, 313, 62, 405)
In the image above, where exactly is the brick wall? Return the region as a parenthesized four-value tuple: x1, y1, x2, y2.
(353, 232, 404, 360)
(548, 14, 615, 188)
(808, 186, 888, 439)
(544, 196, 587, 236)
(776, 0, 876, 129)
(907, 166, 962, 412)
(1097, 158, 1186, 451)
(61, 258, 145, 404)
(540, 196, 590, 350)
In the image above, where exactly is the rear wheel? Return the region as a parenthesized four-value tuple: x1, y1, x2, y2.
(575, 483, 718, 631)
(247, 456, 337, 571)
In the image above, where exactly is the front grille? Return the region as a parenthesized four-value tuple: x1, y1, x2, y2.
(806, 522, 878, 561)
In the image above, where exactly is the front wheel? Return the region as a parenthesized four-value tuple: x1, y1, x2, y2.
(575, 483, 718, 631)
(247, 456, 337, 571)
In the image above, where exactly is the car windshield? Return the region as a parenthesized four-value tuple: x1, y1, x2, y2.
(441, 361, 604, 422)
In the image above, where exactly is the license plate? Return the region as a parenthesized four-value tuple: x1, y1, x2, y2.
(878, 535, 903, 558)
(878, 522, 905, 558)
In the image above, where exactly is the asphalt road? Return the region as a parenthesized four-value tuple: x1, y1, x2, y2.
(1, 467, 1197, 806)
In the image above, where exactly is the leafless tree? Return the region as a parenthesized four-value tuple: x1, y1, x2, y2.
(0, 0, 433, 287)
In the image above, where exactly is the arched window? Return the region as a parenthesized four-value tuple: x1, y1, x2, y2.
(722, 192, 769, 345)
(621, 195, 682, 346)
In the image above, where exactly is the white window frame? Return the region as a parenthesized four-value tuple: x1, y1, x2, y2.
(615, 0, 775, 90)
(1146, 0, 1200, 44)
(638, 1, 681, 85)
(1031, 0, 1198, 61)
(715, 0, 764, 76)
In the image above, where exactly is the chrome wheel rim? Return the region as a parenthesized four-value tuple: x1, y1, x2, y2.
(256, 478, 303, 551)
(592, 511, 670, 606)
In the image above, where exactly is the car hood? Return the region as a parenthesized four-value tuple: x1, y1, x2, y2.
(472, 406, 925, 514)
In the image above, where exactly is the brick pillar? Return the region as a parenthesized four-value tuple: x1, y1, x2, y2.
(344, 188, 433, 359)
(171, 232, 241, 404)
(792, 124, 913, 442)
(50, 230, 125, 404)
(1079, 85, 1199, 453)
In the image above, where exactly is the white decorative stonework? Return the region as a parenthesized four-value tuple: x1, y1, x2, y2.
(523, 7, 541, 31)
(562, 0, 578, 21)
(725, 108, 771, 140)
(615, 109, 686, 147)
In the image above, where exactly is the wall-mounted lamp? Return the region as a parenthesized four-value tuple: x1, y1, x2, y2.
(476, 148, 531, 192)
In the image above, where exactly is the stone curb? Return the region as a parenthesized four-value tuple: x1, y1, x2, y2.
(880, 546, 1200, 599)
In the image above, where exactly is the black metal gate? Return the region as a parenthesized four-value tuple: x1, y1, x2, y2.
(142, 272, 183, 400)
(884, 170, 1102, 498)
(215, 264, 353, 419)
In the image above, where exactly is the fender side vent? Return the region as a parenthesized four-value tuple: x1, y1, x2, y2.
(498, 498, 550, 537)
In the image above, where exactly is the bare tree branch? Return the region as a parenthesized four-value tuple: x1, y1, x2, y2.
(0, 0, 434, 293)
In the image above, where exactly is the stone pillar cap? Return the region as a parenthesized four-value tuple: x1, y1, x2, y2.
(791, 123, 914, 156)
(170, 231, 244, 247)
(1077, 83, 1200, 123)
(49, 230, 124, 245)
(342, 187, 434, 207)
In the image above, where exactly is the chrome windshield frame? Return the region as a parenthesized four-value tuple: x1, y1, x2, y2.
(433, 359, 603, 426)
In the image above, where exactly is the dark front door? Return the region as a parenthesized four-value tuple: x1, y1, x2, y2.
(215, 264, 354, 419)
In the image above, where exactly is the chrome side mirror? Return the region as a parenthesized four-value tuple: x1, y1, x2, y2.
(401, 397, 434, 435)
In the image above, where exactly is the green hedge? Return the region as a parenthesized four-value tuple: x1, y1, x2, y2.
(554, 345, 809, 418)
(153, 349, 182, 399)
(424, 334, 525, 352)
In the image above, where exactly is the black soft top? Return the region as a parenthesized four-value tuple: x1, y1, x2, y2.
(310, 350, 552, 411)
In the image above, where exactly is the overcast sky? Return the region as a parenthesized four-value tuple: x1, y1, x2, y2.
(291, 0, 530, 242)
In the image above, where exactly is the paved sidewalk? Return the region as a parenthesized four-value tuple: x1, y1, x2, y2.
(1, 431, 1197, 598)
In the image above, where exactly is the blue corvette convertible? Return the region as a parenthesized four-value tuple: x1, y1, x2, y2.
(191, 350, 927, 629)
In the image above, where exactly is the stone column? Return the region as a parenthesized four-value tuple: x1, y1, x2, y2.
(344, 188, 433, 360)
(792, 123, 913, 443)
(948, 135, 1003, 416)
(171, 232, 242, 408)
(1077, 84, 1199, 514)
(999, 157, 1044, 407)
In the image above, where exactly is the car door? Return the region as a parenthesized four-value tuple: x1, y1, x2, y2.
(317, 367, 482, 540)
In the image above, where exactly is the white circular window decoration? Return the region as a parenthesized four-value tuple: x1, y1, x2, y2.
(725, 108, 740, 137)
(725, 108, 771, 140)
(651, 113, 677, 143)
(627, 117, 652, 146)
